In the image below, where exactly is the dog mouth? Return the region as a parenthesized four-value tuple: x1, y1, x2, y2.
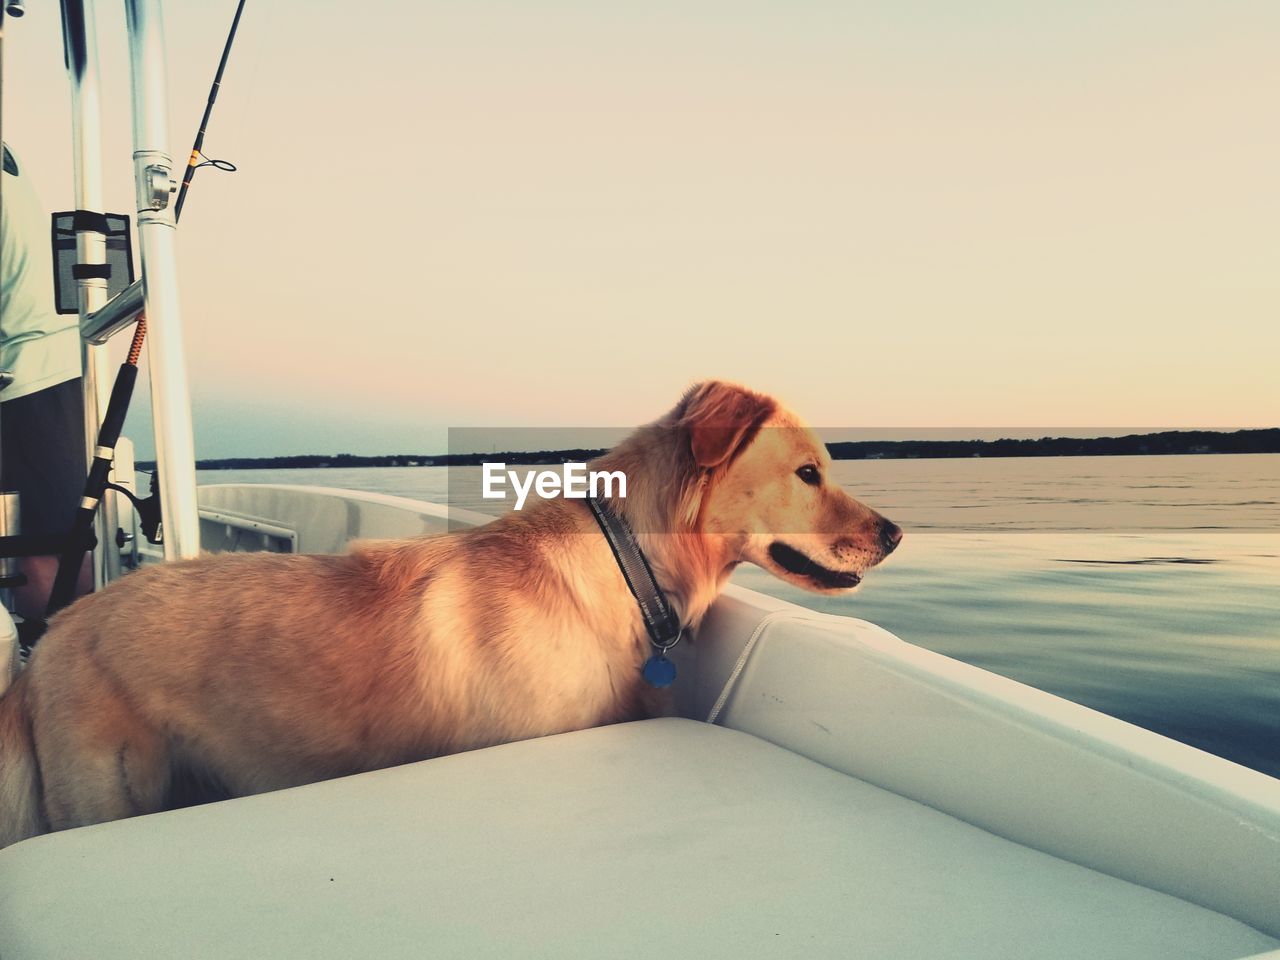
(767, 541, 862, 589)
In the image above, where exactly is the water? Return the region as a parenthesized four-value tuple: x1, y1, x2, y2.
(198, 454, 1280, 777)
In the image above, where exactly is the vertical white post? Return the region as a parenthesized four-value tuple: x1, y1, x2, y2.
(124, 0, 200, 560)
(59, 0, 120, 585)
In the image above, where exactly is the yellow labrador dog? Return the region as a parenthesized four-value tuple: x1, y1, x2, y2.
(0, 381, 900, 846)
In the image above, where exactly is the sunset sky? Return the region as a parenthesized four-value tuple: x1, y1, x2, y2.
(5, 1, 1277, 457)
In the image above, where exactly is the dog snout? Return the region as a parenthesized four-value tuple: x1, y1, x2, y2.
(878, 518, 903, 555)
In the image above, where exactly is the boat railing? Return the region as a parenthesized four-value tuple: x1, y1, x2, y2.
(60, 0, 201, 584)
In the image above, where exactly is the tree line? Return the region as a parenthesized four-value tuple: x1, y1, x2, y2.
(138, 428, 1280, 472)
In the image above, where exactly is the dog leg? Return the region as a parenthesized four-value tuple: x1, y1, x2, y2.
(33, 684, 170, 832)
(0, 677, 46, 847)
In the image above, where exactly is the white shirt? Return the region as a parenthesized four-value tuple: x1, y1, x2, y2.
(1, 144, 81, 402)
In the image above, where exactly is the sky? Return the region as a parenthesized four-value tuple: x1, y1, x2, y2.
(5, 1, 1278, 458)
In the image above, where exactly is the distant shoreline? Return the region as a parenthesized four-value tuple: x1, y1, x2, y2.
(141, 428, 1280, 472)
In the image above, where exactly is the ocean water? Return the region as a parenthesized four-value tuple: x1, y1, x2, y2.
(198, 454, 1280, 777)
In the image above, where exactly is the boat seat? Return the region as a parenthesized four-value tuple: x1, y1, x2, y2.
(0, 718, 1275, 959)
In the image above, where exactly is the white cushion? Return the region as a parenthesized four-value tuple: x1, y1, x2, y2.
(0, 719, 1274, 959)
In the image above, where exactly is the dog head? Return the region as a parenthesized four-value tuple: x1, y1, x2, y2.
(677, 380, 901, 593)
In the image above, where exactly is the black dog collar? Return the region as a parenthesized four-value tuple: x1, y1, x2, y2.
(585, 496, 683, 687)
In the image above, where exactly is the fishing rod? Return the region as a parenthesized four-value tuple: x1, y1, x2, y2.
(175, 0, 244, 221)
(43, 0, 247, 623)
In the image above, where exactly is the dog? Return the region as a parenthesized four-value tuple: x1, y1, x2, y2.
(0, 381, 900, 846)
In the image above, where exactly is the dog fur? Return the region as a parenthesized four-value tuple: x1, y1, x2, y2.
(0, 381, 899, 847)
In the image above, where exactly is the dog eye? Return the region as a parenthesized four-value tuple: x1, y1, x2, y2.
(796, 464, 821, 486)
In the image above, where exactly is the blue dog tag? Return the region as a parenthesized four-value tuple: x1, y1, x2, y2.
(642, 654, 677, 688)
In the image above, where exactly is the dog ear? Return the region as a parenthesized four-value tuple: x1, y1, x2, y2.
(679, 381, 777, 470)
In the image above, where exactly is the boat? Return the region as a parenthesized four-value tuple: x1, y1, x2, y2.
(1, 4, 1277, 957)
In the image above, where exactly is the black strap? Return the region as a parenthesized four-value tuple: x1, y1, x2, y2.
(71, 263, 112, 279)
(71, 209, 111, 233)
(586, 496, 682, 650)
(0, 533, 86, 558)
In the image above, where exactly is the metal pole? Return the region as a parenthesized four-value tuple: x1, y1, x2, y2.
(59, 0, 119, 585)
(1, 5, 6, 174)
(0, 492, 19, 613)
(124, 0, 199, 560)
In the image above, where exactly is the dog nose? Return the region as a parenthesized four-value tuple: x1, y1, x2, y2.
(878, 519, 903, 555)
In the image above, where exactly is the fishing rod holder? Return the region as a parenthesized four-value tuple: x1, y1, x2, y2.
(81, 278, 144, 345)
(135, 150, 175, 213)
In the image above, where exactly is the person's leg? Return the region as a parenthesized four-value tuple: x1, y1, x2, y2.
(1, 378, 92, 620)
(15, 554, 93, 622)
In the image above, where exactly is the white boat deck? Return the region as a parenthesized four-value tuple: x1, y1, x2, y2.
(0, 718, 1274, 959)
